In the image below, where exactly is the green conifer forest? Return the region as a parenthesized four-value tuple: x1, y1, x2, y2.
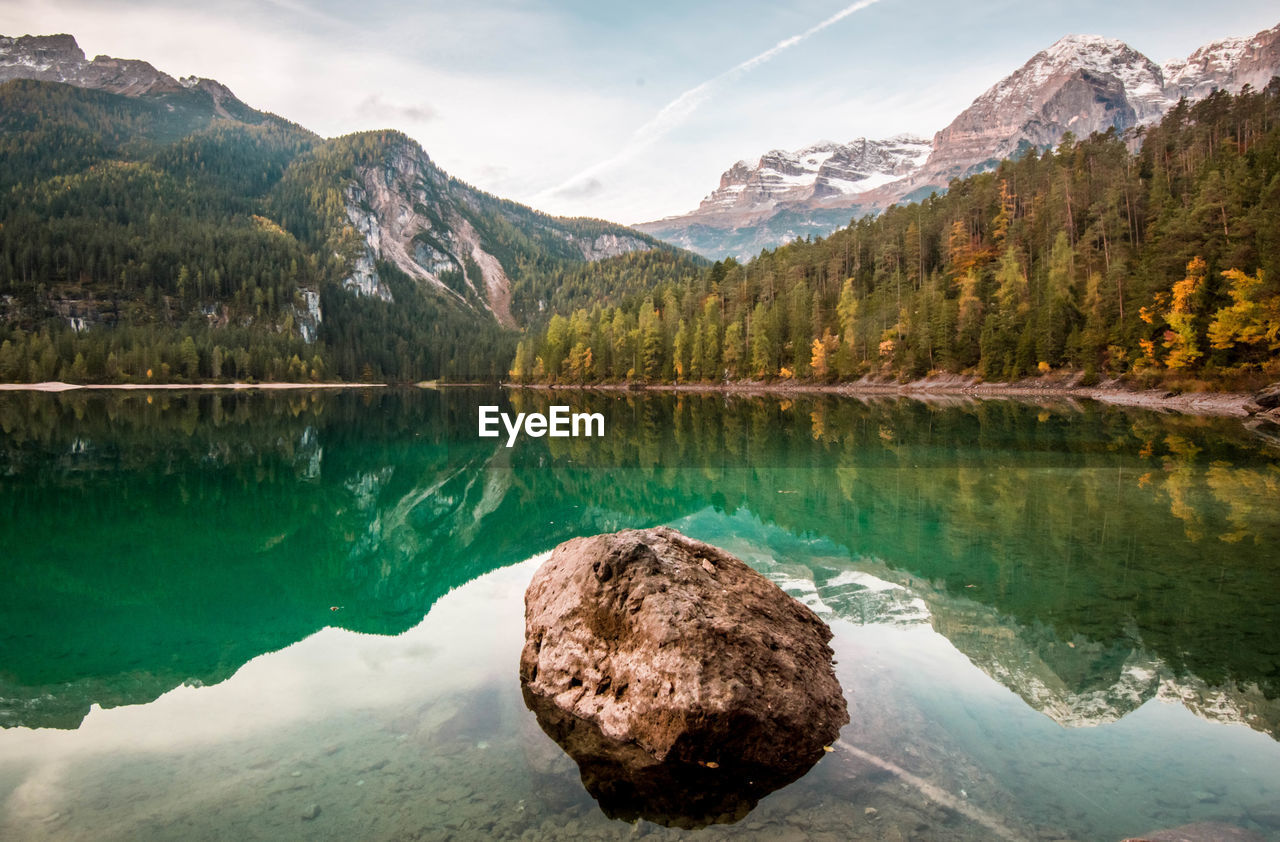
(515, 82, 1280, 388)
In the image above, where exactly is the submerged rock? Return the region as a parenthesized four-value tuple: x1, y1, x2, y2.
(519, 527, 848, 827)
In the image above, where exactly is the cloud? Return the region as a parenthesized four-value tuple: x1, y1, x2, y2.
(356, 94, 438, 125)
(551, 177, 604, 200)
(533, 0, 888, 204)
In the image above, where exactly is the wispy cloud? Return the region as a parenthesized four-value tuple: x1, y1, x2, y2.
(357, 94, 437, 125)
(533, 0, 888, 205)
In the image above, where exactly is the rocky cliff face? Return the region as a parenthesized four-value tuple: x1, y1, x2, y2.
(573, 232, 653, 261)
(1164, 23, 1280, 101)
(338, 138, 514, 320)
(332, 133, 661, 327)
(642, 21, 1280, 260)
(914, 26, 1280, 188)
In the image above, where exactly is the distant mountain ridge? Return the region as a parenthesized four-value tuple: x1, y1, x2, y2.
(639, 21, 1280, 259)
(695, 135, 931, 217)
(0, 32, 247, 117)
(638, 134, 929, 257)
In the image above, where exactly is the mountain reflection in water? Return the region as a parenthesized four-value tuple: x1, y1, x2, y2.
(0, 386, 1274, 737)
(1, 387, 1277, 737)
(1, 387, 1279, 840)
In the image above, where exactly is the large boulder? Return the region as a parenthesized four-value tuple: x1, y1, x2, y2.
(519, 527, 848, 826)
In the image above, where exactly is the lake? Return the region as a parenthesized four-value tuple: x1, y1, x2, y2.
(1, 387, 1278, 841)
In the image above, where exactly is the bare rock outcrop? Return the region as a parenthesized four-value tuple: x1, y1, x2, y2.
(519, 527, 848, 826)
(0, 33, 243, 116)
(1253, 382, 1280, 410)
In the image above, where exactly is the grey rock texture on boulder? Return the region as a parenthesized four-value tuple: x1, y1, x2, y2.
(519, 527, 848, 826)
(1254, 382, 1280, 409)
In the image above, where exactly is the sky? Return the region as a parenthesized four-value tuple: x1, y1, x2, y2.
(2, 0, 1278, 224)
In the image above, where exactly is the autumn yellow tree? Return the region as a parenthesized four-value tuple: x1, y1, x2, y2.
(810, 329, 839, 381)
(1208, 268, 1280, 364)
(567, 342, 594, 383)
(1163, 257, 1208, 369)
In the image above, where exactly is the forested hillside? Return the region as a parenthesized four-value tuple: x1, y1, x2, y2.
(0, 79, 330, 382)
(515, 81, 1280, 387)
(0, 74, 685, 383)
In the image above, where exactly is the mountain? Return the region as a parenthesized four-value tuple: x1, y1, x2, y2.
(518, 80, 1280, 388)
(274, 130, 660, 327)
(643, 21, 1280, 259)
(887, 24, 1280, 201)
(692, 135, 930, 215)
(1165, 24, 1280, 100)
(0, 32, 252, 118)
(0, 34, 683, 383)
(920, 34, 1170, 184)
(636, 135, 928, 256)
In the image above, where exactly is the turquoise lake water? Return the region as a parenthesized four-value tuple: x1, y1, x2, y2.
(1, 387, 1278, 841)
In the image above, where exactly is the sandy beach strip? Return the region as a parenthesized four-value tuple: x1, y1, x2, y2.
(0, 381, 386, 392)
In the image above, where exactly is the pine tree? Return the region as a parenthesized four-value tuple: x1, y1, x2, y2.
(672, 319, 690, 382)
(750, 302, 776, 378)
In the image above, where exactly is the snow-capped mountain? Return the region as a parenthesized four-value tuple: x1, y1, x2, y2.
(634, 135, 929, 257)
(696, 135, 931, 215)
(1164, 24, 1280, 101)
(923, 34, 1170, 184)
(919, 25, 1279, 185)
(641, 21, 1280, 260)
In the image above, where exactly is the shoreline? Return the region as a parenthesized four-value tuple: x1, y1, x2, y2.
(3, 377, 1276, 423)
(0, 381, 387, 392)
(506, 375, 1280, 421)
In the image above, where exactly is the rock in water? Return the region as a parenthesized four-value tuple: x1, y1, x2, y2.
(519, 527, 848, 827)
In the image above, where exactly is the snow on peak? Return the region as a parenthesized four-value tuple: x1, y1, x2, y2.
(973, 31, 1169, 120)
(1163, 35, 1249, 91)
(1031, 34, 1153, 84)
(698, 134, 933, 212)
(1046, 33, 1130, 55)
